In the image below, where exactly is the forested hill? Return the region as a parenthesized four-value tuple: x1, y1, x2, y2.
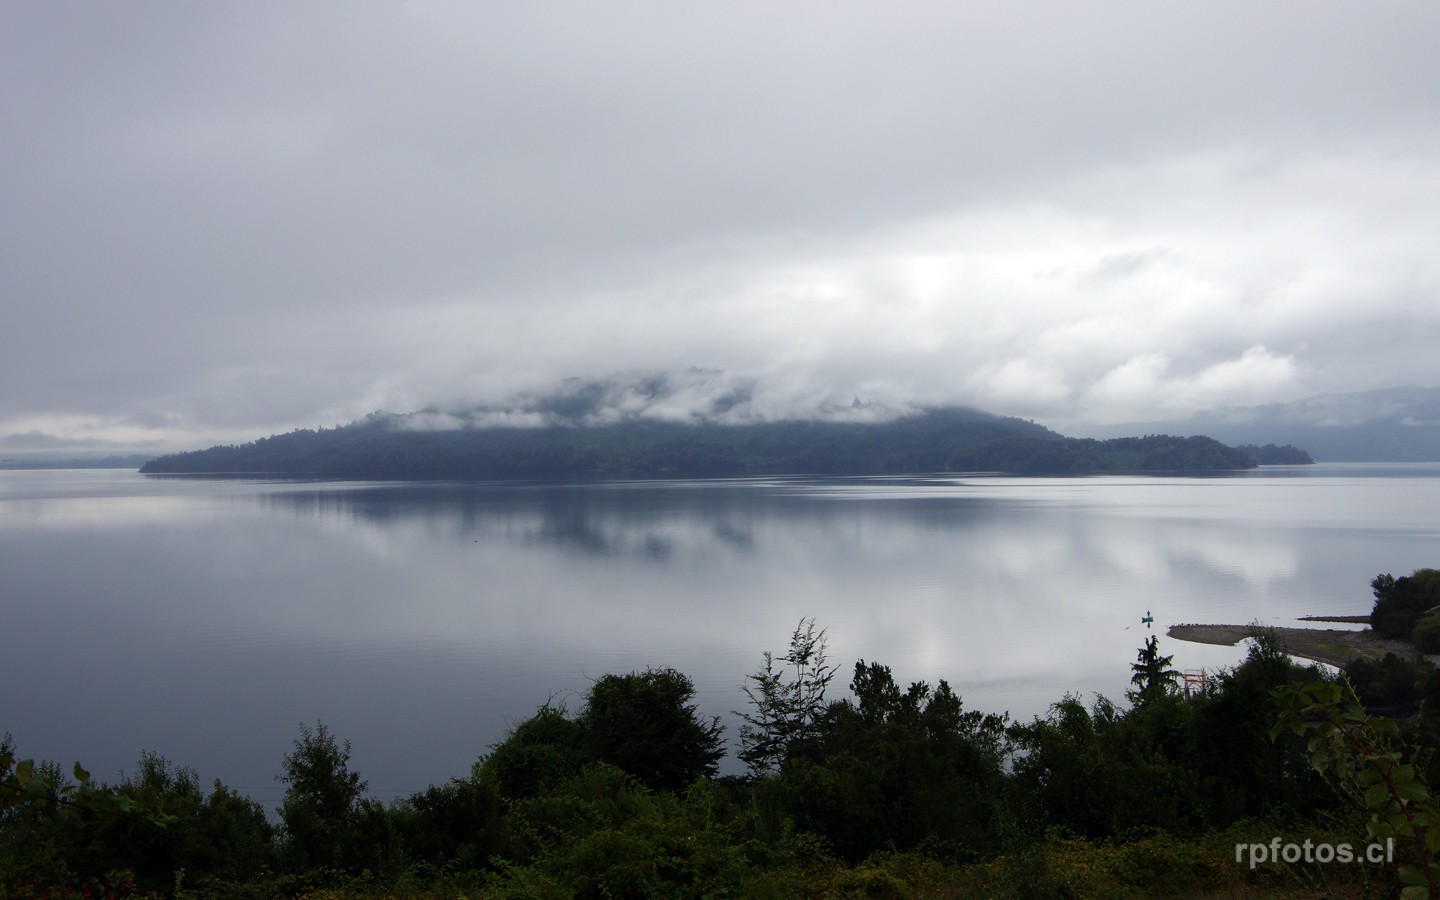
(139, 407, 1260, 478)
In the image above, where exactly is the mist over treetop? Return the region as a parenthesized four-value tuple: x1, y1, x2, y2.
(382, 370, 919, 431)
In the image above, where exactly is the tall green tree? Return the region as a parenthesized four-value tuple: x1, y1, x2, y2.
(736, 618, 836, 775)
(277, 720, 366, 872)
(1128, 635, 1180, 706)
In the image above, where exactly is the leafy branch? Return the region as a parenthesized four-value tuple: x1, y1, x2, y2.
(1, 749, 178, 828)
(1272, 679, 1439, 898)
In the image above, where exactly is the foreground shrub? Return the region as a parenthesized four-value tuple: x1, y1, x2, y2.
(476, 703, 588, 801)
(778, 661, 1008, 862)
(581, 667, 726, 792)
(492, 764, 751, 898)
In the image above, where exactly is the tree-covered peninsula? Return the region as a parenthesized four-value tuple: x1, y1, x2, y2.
(1235, 443, 1315, 465)
(139, 407, 1262, 477)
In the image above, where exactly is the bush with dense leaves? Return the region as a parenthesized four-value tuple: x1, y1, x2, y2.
(1370, 569, 1440, 641)
(476, 703, 588, 800)
(776, 661, 1008, 862)
(581, 667, 726, 792)
(477, 668, 725, 802)
(0, 744, 273, 895)
(1008, 632, 1332, 840)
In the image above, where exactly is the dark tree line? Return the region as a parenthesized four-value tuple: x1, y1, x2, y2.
(1235, 443, 1314, 465)
(10, 602, 1432, 897)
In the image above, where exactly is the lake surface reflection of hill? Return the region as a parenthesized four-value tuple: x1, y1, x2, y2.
(3, 464, 1437, 809)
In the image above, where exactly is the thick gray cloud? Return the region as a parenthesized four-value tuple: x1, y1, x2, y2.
(4, 1, 1439, 453)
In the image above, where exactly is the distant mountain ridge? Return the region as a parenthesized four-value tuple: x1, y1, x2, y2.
(140, 406, 1261, 478)
(1085, 387, 1440, 461)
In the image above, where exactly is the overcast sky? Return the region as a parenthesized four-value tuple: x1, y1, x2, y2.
(4, 2, 1439, 454)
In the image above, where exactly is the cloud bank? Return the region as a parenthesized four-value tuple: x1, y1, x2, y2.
(3, 2, 1438, 454)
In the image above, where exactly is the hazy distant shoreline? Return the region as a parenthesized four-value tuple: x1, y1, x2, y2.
(0, 454, 155, 470)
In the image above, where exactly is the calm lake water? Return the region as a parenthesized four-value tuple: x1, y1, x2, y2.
(4, 464, 1439, 808)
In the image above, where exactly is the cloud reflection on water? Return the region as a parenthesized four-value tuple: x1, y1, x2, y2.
(3, 468, 1436, 803)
